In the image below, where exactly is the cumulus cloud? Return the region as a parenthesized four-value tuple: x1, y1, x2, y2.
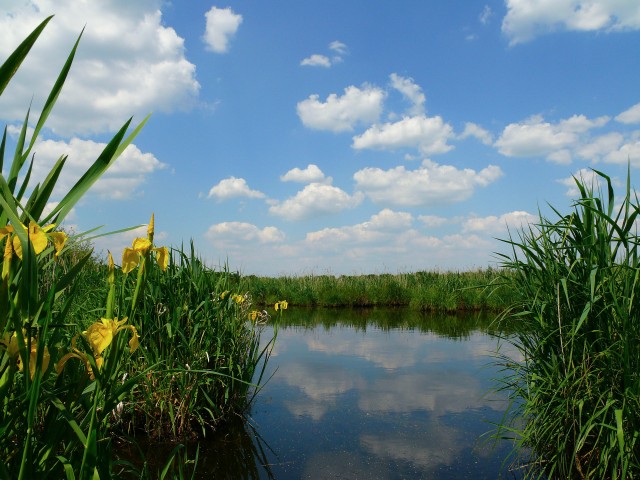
(389, 73, 426, 115)
(495, 114, 609, 162)
(280, 164, 326, 183)
(462, 211, 537, 234)
(459, 122, 493, 145)
(0, 1, 200, 136)
(306, 209, 414, 247)
(352, 115, 455, 155)
(269, 182, 363, 221)
(203, 6, 243, 53)
(207, 177, 265, 201)
(204, 222, 285, 247)
(558, 168, 606, 196)
(29, 137, 167, 200)
(296, 85, 385, 132)
(301, 41, 348, 67)
(616, 102, 640, 124)
(502, 0, 640, 45)
(300, 54, 331, 67)
(353, 159, 503, 208)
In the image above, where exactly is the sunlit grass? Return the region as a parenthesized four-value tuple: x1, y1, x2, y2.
(494, 169, 640, 479)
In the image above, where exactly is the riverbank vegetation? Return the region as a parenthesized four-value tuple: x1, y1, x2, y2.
(495, 170, 640, 478)
(244, 268, 516, 311)
(0, 19, 275, 478)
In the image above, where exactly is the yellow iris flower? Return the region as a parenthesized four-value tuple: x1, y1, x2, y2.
(56, 317, 139, 381)
(1, 332, 51, 380)
(83, 317, 139, 358)
(56, 336, 99, 380)
(0, 221, 67, 261)
(274, 300, 288, 311)
(122, 237, 169, 274)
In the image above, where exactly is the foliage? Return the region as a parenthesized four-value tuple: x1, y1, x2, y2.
(0, 17, 275, 479)
(494, 169, 640, 479)
(245, 268, 515, 311)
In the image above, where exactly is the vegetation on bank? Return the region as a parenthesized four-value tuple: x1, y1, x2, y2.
(0, 19, 274, 478)
(495, 170, 640, 479)
(244, 268, 517, 311)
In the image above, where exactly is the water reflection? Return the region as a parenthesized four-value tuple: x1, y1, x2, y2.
(179, 309, 519, 479)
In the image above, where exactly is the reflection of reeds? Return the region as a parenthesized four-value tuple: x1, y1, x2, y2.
(244, 270, 516, 311)
(494, 169, 640, 478)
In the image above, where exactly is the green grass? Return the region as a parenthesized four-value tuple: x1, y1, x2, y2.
(494, 169, 640, 479)
(244, 268, 516, 311)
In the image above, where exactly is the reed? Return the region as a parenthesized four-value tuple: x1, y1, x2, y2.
(494, 169, 640, 478)
(245, 268, 515, 311)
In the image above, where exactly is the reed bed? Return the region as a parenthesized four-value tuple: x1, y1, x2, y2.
(245, 268, 516, 311)
(0, 19, 275, 478)
(495, 170, 640, 479)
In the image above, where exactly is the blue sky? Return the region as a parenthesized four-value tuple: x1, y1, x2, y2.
(1, 1, 639, 275)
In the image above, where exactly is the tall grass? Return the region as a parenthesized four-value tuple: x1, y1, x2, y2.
(245, 268, 515, 311)
(495, 169, 640, 479)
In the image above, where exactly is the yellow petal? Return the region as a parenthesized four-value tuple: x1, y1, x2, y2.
(220, 290, 230, 300)
(83, 319, 115, 357)
(274, 302, 279, 311)
(122, 247, 140, 274)
(28, 221, 48, 254)
(0, 226, 14, 241)
(153, 246, 169, 271)
(127, 326, 139, 353)
(49, 231, 67, 257)
(280, 300, 288, 310)
(132, 237, 152, 253)
(12, 235, 23, 260)
(2, 238, 13, 278)
(18, 341, 50, 380)
(147, 213, 155, 238)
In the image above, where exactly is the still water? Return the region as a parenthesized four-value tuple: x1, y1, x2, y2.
(176, 308, 520, 479)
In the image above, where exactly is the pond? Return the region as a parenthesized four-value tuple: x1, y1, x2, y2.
(145, 308, 522, 479)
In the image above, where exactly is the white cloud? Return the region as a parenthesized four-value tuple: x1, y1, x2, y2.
(29, 137, 166, 200)
(502, 0, 640, 45)
(204, 222, 285, 247)
(269, 182, 363, 221)
(297, 85, 385, 132)
(418, 215, 449, 228)
(389, 73, 426, 115)
(353, 159, 503, 208)
(576, 132, 624, 161)
(0, 1, 199, 137)
(203, 6, 242, 53)
(558, 168, 604, 196)
(352, 115, 454, 155)
(459, 122, 493, 145)
(329, 41, 348, 54)
(602, 138, 640, 165)
(480, 5, 493, 25)
(300, 54, 331, 67)
(280, 164, 326, 183)
(207, 177, 266, 201)
(301, 41, 348, 68)
(616, 102, 640, 124)
(306, 209, 413, 248)
(462, 211, 537, 234)
(495, 114, 608, 162)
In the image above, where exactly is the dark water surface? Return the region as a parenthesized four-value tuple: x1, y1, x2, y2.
(169, 308, 520, 479)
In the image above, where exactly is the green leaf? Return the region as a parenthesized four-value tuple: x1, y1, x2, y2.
(0, 16, 53, 96)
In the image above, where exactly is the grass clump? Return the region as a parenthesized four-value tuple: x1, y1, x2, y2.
(495, 169, 640, 479)
(245, 268, 516, 311)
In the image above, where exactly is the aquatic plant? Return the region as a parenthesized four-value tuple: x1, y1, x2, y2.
(495, 169, 640, 478)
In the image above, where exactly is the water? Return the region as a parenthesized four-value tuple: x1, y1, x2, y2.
(145, 308, 522, 479)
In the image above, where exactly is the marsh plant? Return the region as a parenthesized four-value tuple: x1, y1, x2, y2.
(0, 17, 276, 478)
(495, 169, 640, 479)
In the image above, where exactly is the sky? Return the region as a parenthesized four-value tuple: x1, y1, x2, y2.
(0, 0, 639, 276)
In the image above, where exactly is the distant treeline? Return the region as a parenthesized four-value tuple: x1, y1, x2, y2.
(241, 268, 516, 312)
